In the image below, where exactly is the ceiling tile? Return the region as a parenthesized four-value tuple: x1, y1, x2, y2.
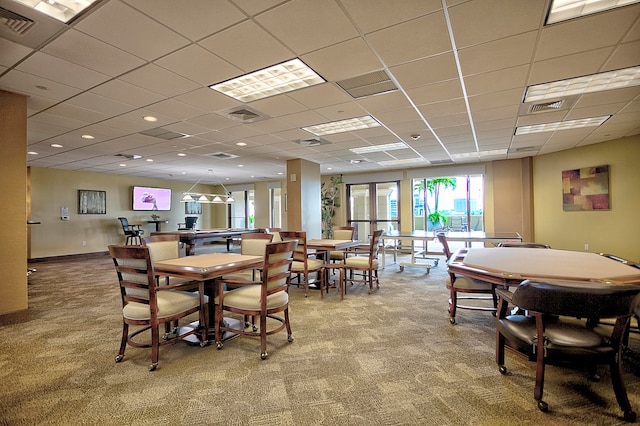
(74, 0, 190, 61)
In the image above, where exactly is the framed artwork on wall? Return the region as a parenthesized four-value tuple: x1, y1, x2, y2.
(78, 189, 107, 214)
(562, 165, 609, 211)
(185, 201, 202, 215)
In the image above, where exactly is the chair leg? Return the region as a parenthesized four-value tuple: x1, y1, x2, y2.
(115, 322, 128, 363)
(150, 324, 160, 371)
(260, 313, 268, 360)
(449, 288, 458, 324)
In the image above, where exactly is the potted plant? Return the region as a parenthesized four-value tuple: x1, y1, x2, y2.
(321, 176, 343, 238)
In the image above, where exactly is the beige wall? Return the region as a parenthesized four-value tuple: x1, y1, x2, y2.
(1, 90, 28, 323)
(28, 136, 640, 263)
(533, 135, 640, 261)
(30, 168, 219, 258)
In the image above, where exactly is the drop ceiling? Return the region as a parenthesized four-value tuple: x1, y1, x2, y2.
(1, 0, 639, 185)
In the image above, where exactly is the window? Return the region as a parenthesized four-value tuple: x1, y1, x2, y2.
(228, 190, 255, 229)
(412, 175, 484, 232)
(346, 181, 399, 240)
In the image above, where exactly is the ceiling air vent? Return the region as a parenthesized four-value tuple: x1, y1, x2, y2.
(221, 106, 269, 124)
(509, 146, 540, 153)
(207, 152, 238, 160)
(139, 127, 188, 140)
(295, 137, 331, 147)
(529, 100, 564, 113)
(349, 158, 371, 164)
(337, 70, 398, 99)
(429, 159, 454, 165)
(0, 6, 34, 34)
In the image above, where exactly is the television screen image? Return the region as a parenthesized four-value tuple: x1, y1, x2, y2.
(132, 186, 171, 211)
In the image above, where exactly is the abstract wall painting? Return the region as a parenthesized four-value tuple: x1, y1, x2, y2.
(562, 165, 609, 211)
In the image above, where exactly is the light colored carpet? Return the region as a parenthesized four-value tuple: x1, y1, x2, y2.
(2, 248, 640, 426)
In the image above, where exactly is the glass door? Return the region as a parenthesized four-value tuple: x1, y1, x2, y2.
(228, 190, 255, 228)
(346, 181, 399, 241)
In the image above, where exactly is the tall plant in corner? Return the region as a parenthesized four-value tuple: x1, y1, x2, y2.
(321, 176, 343, 238)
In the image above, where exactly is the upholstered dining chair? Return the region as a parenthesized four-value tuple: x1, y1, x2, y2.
(437, 232, 496, 324)
(108, 244, 208, 371)
(222, 232, 274, 286)
(265, 227, 282, 242)
(338, 229, 384, 299)
(142, 235, 190, 286)
(214, 239, 297, 360)
(177, 216, 198, 230)
(279, 231, 324, 297)
(118, 217, 144, 245)
(329, 226, 356, 265)
(495, 279, 640, 421)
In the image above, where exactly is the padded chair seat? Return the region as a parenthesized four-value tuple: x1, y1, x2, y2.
(291, 258, 323, 272)
(215, 285, 288, 310)
(329, 250, 346, 260)
(446, 274, 493, 290)
(123, 290, 202, 321)
(345, 256, 378, 269)
(498, 315, 614, 358)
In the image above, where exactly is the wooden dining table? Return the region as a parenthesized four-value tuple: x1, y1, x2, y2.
(306, 239, 363, 292)
(153, 252, 263, 339)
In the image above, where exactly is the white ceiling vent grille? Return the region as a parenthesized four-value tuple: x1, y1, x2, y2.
(139, 127, 188, 140)
(529, 100, 564, 113)
(509, 146, 541, 153)
(337, 70, 398, 99)
(429, 159, 454, 165)
(0, 6, 34, 34)
(206, 152, 238, 160)
(295, 137, 331, 147)
(222, 106, 270, 124)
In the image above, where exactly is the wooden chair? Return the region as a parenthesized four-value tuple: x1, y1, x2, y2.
(265, 227, 282, 242)
(329, 226, 355, 265)
(108, 244, 208, 371)
(279, 231, 325, 297)
(177, 216, 198, 230)
(214, 240, 297, 360)
(222, 232, 274, 287)
(496, 279, 640, 421)
(437, 232, 496, 324)
(118, 217, 144, 245)
(338, 229, 383, 299)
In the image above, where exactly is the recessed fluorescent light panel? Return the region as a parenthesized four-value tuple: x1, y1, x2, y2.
(209, 58, 325, 102)
(451, 149, 508, 159)
(524, 67, 640, 102)
(302, 115, 381, 136)
(377, 158, 427, 167)
(349, 142, 408, 154)
(13, 0, 99, 22)
(546, 0, 640, 25)
(515, 116, 610, 135)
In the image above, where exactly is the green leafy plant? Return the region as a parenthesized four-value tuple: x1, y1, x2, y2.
(321, 176, 343, 238)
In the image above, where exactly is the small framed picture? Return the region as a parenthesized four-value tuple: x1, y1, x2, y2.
(78, 189, 106, 214)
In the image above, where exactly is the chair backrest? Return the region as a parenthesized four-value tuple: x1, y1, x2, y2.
(265, 228, 282, 242)
(241, 232, 274, 256)
(333, 226, 355, 240)
(108, 244, 156, 304)
(511, 279, 640, 319)
(279, 231, 307, 263)
(261, 240, 298, 292)
(436, 233, 452, 259)
(184, 216, 198, 229)
(118, 217, 132, 234)
(498, 242, 551, 249)
(368, 229, 384, 261)
(142, 235, 182, 261)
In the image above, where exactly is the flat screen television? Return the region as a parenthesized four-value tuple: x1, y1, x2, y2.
(132, 186, 171, 211)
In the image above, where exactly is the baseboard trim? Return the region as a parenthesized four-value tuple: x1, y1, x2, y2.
(0, 308, 30, 325)
(29, 251, 109, 263)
